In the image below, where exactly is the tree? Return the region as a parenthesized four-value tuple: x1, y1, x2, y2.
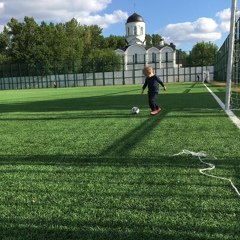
(105, 35, 125, 50)
(0, 16, 218, 72)
(145, 34, 152, 46)
(152, 34, 162, 46)
(189, 41, 218, 66)
(0, 29, 11, 64)
(82, 48, 121, 72)
(0, 17, 122, 73)
(145, 34, 163, 47)
(6, 17, 41, 64)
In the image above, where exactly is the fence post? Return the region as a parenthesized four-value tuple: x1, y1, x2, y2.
(37, 62, 43, 88)
(64, 62, 67, 87)
(0, 65, 5, 90)
(27, 63, 31, 88)
(53, 61, 57, 87)
(3, 65, 5, 90)
(112, 57, 115, 85)
(154, 53, 157, 72)
(177, 51, 180, 82)
(18, 63, 22, 88)
(166, 53, 168, 83)
(10, 64, 14, 89)
(201, 51, 205, 82)
(45, 62, 48, 88)
(189, 62, 192, 82)
(82, 59, 86, 86)
(92, 59, 96, 86)
(102, 59, 105, 86)
(122, 56, 125, 85)
(73, 61, 76, 87)
(133, 55, 135, 84)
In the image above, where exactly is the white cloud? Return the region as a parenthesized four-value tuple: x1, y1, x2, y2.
(0, 2, 3, 32)
(215, 8, 240, 33)
(220, 21, 230, 32)
(193, 18, 218, 32)
(160, 17, 222, 46)
(0, 0, 128, 32)
(216, 8, 231, 32)
(216, 8, 231, 21)
(76, 10, 128, 29)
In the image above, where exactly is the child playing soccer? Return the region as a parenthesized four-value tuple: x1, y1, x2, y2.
(141, 66, 167, 115)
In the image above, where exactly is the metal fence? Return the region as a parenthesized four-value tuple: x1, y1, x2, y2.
(214, 18, 240, 84)
(0, 56, 214, 90)
(214, 36, 230, 83)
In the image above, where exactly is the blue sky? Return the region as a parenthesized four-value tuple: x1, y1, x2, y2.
(101, 0, 234, 51)
(0, 0, 237, 52)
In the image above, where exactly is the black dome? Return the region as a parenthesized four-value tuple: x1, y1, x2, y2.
(126, 13, 144, 23)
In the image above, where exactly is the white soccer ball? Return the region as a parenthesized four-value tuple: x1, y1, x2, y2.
(131, 107, 140, 115)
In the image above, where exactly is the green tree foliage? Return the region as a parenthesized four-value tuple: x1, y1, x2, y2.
(0, 17, 122, 72)
(152, 34, 162, 46)
(145, 34, 152, 46)
(83, 48, 122, 72)
(0, 29, 11, 64)
(6, 17, 41, 64)
(145, 34, 163, 47)
(0, 16, 218, 74)
(105, 35, 126, 50)
(183, 41, 218, 67)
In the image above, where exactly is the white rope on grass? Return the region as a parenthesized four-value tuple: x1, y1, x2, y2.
(170, 149, 240, 196)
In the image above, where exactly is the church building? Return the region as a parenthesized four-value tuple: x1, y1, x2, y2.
(115, 12, 178, 70)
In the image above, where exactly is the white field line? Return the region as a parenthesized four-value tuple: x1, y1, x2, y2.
(204, 83, 240, 130)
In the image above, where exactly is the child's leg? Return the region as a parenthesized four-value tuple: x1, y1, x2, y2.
(148, 92, 159, 110)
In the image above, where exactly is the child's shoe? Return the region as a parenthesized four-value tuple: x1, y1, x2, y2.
(150, 108, 161, 115)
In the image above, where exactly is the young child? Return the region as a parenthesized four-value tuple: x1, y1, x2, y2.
(141, 66, 167, 115)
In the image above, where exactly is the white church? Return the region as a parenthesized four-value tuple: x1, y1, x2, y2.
(115, 12, 179, 71)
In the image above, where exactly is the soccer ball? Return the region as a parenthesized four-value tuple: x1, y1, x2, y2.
(131, 107, 140, 115)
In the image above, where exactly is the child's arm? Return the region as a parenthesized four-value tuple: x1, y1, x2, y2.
(141, 79, 147, 94)
(157, 76, 166, 90)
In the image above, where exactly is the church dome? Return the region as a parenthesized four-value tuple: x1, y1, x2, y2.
(126, 12, 144, 23)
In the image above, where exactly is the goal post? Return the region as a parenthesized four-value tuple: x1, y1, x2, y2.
(225, 0, 237, 110)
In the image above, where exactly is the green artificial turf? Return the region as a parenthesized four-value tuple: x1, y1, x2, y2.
(0, 82, 239, 240)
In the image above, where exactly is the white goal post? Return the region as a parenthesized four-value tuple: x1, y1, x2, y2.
(225, 0, 237, 110)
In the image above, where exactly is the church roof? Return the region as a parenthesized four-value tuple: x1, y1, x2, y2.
(126, 12, 144, 23)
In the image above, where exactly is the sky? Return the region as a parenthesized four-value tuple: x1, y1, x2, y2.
(0, 0, 238, 52)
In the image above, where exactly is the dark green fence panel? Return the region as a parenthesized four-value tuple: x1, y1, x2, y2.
(0, 54, 216, 90)
(214, 18, 240, 84)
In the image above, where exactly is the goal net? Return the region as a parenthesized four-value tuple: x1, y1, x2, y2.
(227, 0, 240, 110)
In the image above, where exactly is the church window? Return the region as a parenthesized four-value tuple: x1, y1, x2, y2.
(141, 27, 143, 35)
(134, 26, 137, 35)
